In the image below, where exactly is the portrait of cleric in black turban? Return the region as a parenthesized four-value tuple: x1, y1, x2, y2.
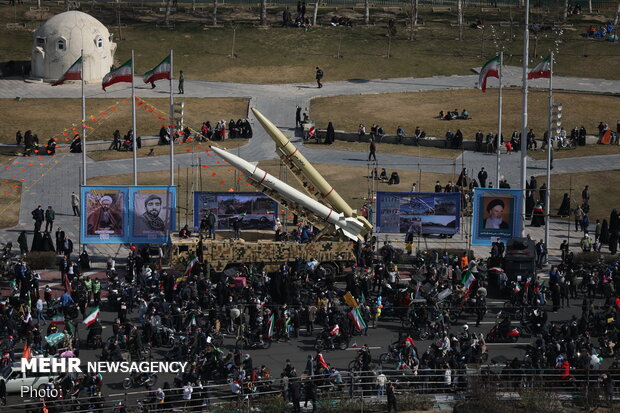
(133, 192, 171, 237)
(483, 198, 511, 230)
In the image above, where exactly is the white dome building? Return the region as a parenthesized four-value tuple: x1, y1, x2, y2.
(31, 11, 117, 83)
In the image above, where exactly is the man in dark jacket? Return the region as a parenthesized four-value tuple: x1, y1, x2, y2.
(45, 206, 55, 232)
(478, 168, 488, 188)
(32, 205, 44, 233)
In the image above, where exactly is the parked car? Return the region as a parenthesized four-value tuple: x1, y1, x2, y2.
(0, 363, 58, 394)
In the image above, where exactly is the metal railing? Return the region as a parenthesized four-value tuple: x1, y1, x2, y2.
(5, 367, 619, 412)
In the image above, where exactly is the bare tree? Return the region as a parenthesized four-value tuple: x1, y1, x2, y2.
(192, 0, 195, 12)
(457, 0, 463, 40)
(405, 0, 418, 41)
(588, 0, 592, 13)
(364, 0, 369, 25)
(615, 0, 620, 25)
(563, 0, 569, 21)
(313, 0, 319, 25)
(260, 0, 267, 26)
(164, 0, 172, 26)
(212, 0, 218, 25)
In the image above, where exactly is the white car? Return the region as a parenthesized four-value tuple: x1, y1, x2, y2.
(0, 363, 58, 394)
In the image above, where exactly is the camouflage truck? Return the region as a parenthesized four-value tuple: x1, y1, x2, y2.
(170, 234, 356, 275)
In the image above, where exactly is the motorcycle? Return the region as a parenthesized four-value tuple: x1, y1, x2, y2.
(315, 330, 350, 351)
(122, 372, 157, 389)
(236, 333, 271, 350)
(487, 319, 520, 343)
(379, 344, 401, 366)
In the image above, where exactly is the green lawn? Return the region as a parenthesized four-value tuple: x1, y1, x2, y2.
(2, 3, 620, 83)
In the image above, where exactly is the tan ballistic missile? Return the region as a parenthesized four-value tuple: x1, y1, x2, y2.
(251, 108, 372, 232)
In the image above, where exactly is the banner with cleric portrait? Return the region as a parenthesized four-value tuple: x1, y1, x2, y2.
(129, 186, 177, 243)
(81, 186, 129, 244)
(471, 187, 523, 245)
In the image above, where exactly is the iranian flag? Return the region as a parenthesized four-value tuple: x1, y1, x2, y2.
(528, 55, 552, 79)
(489, 267, 505, 273)
(478, 55, 500, 93)
(461, 270, 476, 291)
(50, 313, 65, 326)
(102, 59, 133, 91)
(52, 57, 82, 86)
(348, 308, 367, 332)
(266, 313, 275, 339)
(83, 306, 100, 326)
(143, 55, 171, 84)
(187, 314, 197, 329)
(183, 256, 199, 278)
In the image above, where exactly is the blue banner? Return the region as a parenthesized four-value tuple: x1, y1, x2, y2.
(81, 186, 176, 244)
(471, 188, 523, 245)
(193, 191, 278, 232)
(375, 192, 461, 235)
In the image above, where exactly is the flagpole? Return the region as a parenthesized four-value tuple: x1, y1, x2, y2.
(81, 49, 86, 186)
(131, 49, 138, 186)
(496, 51, 503, 188)
(544, 51, 553, 259)
(169, 49, 175, 186)
(520, 0, 530, 236)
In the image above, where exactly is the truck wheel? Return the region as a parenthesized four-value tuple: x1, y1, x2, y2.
(319, 262, 338, 278)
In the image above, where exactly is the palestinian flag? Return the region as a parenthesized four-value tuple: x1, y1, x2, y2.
(348, 308, 367, 332)
(102, 59, 133, 91)
(50, 313, 65, 326)
(528, 55, 552, 79)
(461, 270, 476, 291)
(478, 55, 500, 92)
(52, 57, 82, 86)
(266, 313, 275, 339)
(83, 306, 100, 326)
(143, 55, 171, 84)
(183, 256, 199, 278)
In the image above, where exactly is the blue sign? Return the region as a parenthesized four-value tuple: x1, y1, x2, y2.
(193, 191, 277, 232)
(471, 187, 523, 245)
(376, 192, 461, 235)
(81, 186, 176, 244)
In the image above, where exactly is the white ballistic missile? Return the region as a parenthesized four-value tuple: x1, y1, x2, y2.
(210, 146, 364, 241)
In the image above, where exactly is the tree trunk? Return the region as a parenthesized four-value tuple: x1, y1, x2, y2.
(615, 0, 620, 25)
(260, 0, 267, 26)
(164, 0, 172, 25)
(192, 0, 195, 11)
(212, 0, 217, 25)
(364, 0, 369, 25)
(563, 0, 569, 21)
(588, 0, 592, 13)
(413, 0, 418, 26)
(313, 0, 319, 25)
(457, 0, 463, 40)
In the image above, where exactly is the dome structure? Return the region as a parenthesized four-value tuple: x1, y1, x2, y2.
(31, 11, 117, 83)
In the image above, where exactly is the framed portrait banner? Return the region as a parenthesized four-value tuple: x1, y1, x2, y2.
(471, 187, 523, 245)
(129, 186, 177, 243)
(81, 186, 128, 244)
(193, 191, 278, 233)
(375, 191, 461, 235)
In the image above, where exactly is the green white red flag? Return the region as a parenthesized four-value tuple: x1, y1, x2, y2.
(143, 55, 171, 84)
(528, 55, 552, 79)
(461, 270, 476, 291)
(478, 55, 500, 92)
(50, 313, 65, 326)
(83, 306, 100, 326)
(348, 307, 367, 332)
(266, 313, 275, 339)
(52, 57, 82, 86)
(102, 59, 133, 91)
(183, 256, 199, 278)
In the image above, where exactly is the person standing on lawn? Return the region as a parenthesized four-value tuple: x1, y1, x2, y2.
(315, 67, 323, 88)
